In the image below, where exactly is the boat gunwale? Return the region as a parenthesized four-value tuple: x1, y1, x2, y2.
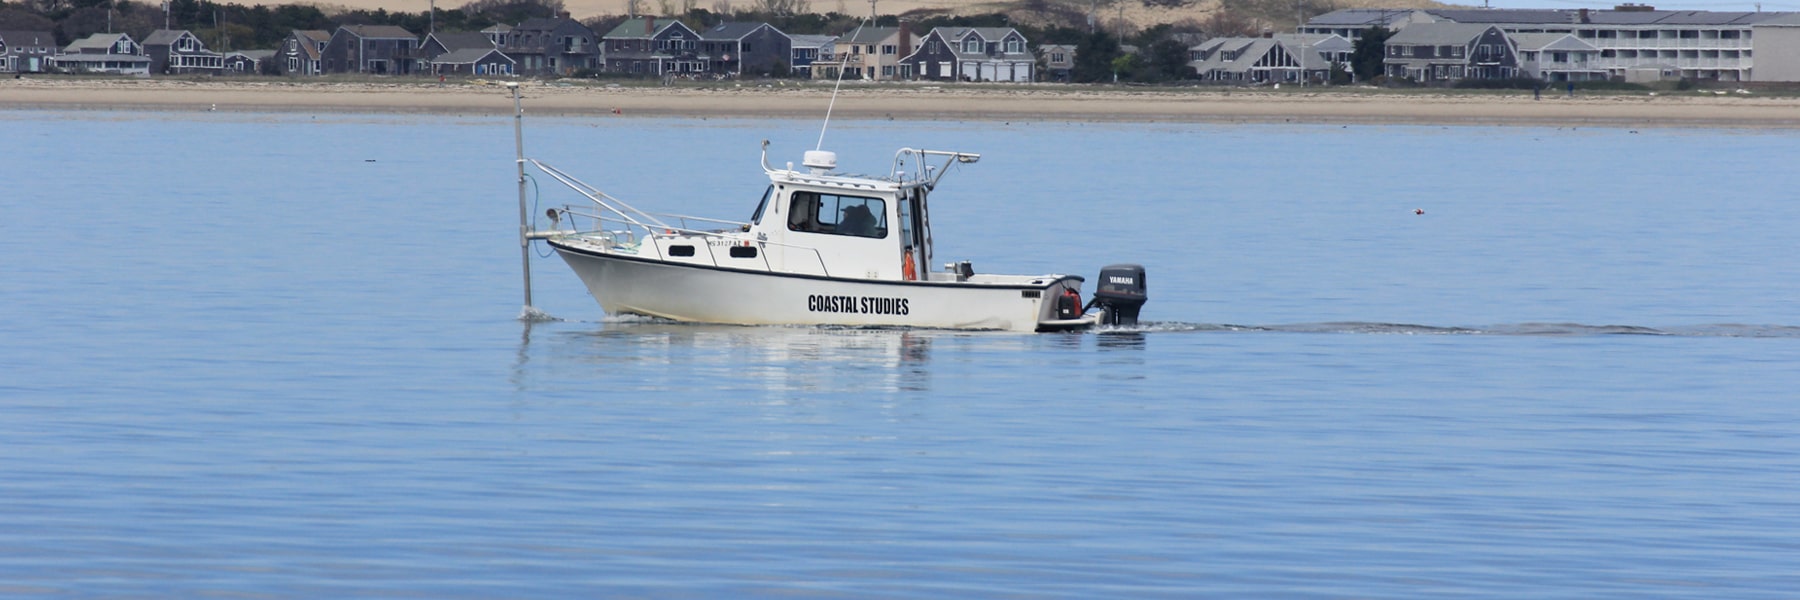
(547, 237, 1085, 290)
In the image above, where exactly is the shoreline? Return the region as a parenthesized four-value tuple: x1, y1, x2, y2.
(6, 78, 1800, 128)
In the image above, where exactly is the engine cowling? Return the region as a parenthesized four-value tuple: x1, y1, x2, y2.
(1093, 264, 1147, 327)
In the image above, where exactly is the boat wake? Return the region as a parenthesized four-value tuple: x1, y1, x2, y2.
(518, 306, 561, 323)
(1117, 321, 1800, 338)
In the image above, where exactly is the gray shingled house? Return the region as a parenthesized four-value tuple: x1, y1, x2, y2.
(601, 17, 703, 75)
(419, 31, 497, 72)
(1384, 23, 1518, 83)
(55, 32, 151, 75)
(0, 30, 57, 73)
(276, 30, 331, 76)
(902, 27, 1033, 82)
(144, 29, 223, 75)
(503, 15, 598, 76)
(223, 50, 274, 75)
(699, 22, 792, 77)
(323, 25, 419, 75)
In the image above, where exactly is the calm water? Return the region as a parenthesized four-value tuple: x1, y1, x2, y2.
(3, 109, 1798, 598)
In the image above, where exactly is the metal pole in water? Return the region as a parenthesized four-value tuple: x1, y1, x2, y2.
(511, 83, 533, 309)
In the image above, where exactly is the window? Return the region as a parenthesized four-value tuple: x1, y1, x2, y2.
(1052, 52, 1066, 62)
(1006, 39, 1021, 53)
(787, 191, 887, 239)
(882, 65, 894, 76)
(964, 39, 980, 53)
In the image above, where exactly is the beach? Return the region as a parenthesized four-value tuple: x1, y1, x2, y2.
(5, 76, 1800, 128)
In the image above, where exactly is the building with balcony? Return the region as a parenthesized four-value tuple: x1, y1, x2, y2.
(1307, 6, 1800, 82)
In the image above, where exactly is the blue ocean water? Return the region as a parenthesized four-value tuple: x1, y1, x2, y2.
(3, 109, 1798, 598)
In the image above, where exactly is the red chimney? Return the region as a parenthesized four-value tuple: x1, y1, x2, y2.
(645, 17, 654, 35)
(900, 21, 912, 55)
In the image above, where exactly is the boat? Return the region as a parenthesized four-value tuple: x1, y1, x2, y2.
(506, 83, 1147, 332)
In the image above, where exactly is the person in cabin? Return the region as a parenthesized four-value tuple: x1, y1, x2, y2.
(838, 204, 877, 237)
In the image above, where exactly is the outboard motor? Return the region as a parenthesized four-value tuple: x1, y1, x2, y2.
(1091, 264, 1148, 327)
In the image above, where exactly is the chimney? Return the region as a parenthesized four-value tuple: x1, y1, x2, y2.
(645, 17, 654, 35)
(1579, 8, 1591, 23)
(559, 11, 571, 20)
(899, 21, 912, 54)
(1261, 28, 1274, 38)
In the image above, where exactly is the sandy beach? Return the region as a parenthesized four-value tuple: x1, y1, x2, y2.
(5, 77, 1800, 128)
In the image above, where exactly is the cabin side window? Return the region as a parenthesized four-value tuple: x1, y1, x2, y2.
(787, 191, 887, 239)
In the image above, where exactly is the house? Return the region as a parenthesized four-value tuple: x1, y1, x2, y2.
(788, 34, 835, 78)
(143, 29, 222, 75)
(1384, 23, 1518, 83)
(54, 32, 151, 75)
(1039, 43, 1074, 82)
(420, 31, 497, 72)
(0, 30, 57, 73)
(504, 15, 599, 76)
(430, 47, 515, 75)
(1188, 33, 1352, 84)
(275, 30, 330, 76)
(902, 27, 1034, 82)
(1308, 7, 1798, 82)
(1511, 33, 1604, 82)
(223, 50, 274, 75)
(815, 27, 914, 80)
(322, 24, 418, 75)
(601, 17, 704, 75)
(698, 22, 791, 77)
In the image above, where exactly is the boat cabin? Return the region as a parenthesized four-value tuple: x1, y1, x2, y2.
(641, 148, 944, 282)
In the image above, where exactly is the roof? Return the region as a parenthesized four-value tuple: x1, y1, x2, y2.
(228, 49, 275, 60)
(604, 17, 690, 39)
(1510, 32, 1596, 52)
(703, 22, 781, 41)
(296, 30, 331, 43)
(1306, 8, 1431, 28)
(143, 29, 194, 46)
(1422, 8, 1791, 27)
(1386, 23, 1497, 46)
(788, 34, 836, 48)
(434, 47, 514, 65)
(428, 31, 495, 51)
(0, 30, 56, 47)
(65, 32, 132, 52)
(338, 25, 416, 40)
(482, 24, 513, 33)
(838, 26, 897, 45)
(933, 27, 1031, 59)
(1189, 35, 1339, 73)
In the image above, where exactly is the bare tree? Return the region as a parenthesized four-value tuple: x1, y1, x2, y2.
(754, 0, 810, 16)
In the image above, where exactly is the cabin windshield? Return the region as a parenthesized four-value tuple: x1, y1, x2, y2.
(749, 185, 774, 224)
(787, 190, 887, 239)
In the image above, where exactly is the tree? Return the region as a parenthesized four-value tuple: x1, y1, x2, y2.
(1071, 29, 1120, 83)
(1138, 38, 1189, 82)
(1350, 26, 1391, 82)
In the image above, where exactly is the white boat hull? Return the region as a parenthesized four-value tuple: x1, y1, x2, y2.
(550, 240, 1088, 332)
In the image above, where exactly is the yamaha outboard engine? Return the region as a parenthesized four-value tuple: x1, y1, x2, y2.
(1092, 264, 1148, 327)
